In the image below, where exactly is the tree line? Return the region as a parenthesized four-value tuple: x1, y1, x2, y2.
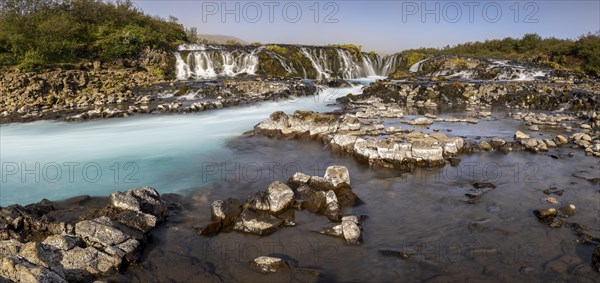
(404, 33, 600, 77)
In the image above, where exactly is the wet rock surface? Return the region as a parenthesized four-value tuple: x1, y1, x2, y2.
(0, 187, 174, 282)
(196, 166, 364, 244)
(249, 256, 289, 273)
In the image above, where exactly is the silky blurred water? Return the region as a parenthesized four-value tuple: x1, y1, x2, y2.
(0, 85, 364, 206)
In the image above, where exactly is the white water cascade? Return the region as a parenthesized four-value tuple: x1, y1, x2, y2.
(381, 54, 402, 76)
(175, 45, 259, 80)
(175, 44, 403, 80)
(409, 59, 428, 73)
(299, 47, 332, 80)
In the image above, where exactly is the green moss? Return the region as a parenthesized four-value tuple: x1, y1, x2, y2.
(448, 58, 470, 69)
(332, 44, 363, 61)
(148, 66, 165, 79)
(266, 45, 289, 55)
(403, 52, 425, 67)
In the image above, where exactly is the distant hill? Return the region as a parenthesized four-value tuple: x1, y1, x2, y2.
(195, 34, 248, 45)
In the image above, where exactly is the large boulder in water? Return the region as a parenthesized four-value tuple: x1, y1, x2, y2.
(211, 198, 242, 226)
(267, 181, 295, 214)
(324, 165, 351, 188)
(109, 186, 168, 219)
(320, 215, 362, 245)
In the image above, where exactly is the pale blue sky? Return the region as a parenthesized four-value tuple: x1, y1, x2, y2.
(131, 0, 600, 54)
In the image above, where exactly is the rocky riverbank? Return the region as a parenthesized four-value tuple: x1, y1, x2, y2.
(0, 187, 177, 282)
(0, 72, 318, 124)
(357, 80, 600, 112)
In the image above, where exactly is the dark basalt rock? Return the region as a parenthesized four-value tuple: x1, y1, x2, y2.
(0, 186, 175, 282)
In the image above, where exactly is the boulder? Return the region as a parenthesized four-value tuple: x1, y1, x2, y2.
(324, 166, 351, 188)
(249, 256, 288, 273)
(514, 131, 531, 141)
(59, 246, 121, 281)
(341, 218, 361, 245)
(245, 191, 271, 211)
(233, 209, 283, 236)
(111, 210, 158, 233)
(267, 182, 295, 214)
(406, 117, 433, 125)
(478, 141, 492, 151)
(324, 191, 341, 222)
(75, 216, 142, 247)
(533, 208, 558, 220)
(211, 198, 242, 226)
(490, 137, 506, 148)
(305, 191, 327, 214)
(288, 172, 311, 188)
(41, 235, 79, 251)
(558, 204, 576, 218)
(109, 186, 168, 219)
(320, 215, 362, 244)
(554, 135, 568, 145)
(0, 257, 67, 283)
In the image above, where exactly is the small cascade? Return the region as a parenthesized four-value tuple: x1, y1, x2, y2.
(175, 53, 192, 80)
(271, 53, 297, 74)
(380, 54, 402, 76)
(409, 59, 428, 73)
(335, 49, 363, 79)
(361, 56, 378, 77)
(490, 60, 548, 81)
(300, 47, 331, 80)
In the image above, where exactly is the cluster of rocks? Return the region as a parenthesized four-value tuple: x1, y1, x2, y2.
(356, 80, 599, 112)
(254, 105, 466, 171)
(196, 166, 364, 245)
(533, 191, 577, 229)
(510, 111, 576, 129)
(0, 187, 172, 282)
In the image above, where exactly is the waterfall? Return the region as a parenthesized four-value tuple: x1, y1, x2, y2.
(175, 45, 258, 79)
(175, 44, 550, 81)
(175, 44, 404, 80)
(381, 54, 402, 76)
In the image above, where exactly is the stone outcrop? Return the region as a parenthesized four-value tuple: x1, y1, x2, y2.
(357, 80, 599, 112)
(0, 186, 172, 282)
(254, 107, 466, 171)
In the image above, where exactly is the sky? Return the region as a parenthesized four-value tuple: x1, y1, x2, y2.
(131, 0, 600, 54)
